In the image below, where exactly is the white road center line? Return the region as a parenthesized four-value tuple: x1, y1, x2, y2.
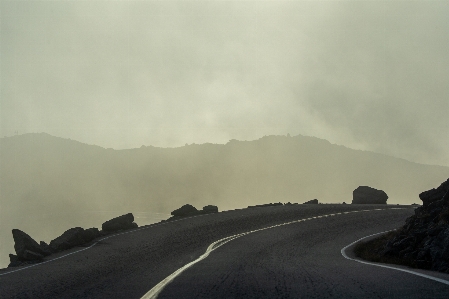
(141, 208, 407, 299)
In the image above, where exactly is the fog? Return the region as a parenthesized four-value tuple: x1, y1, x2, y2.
(1, 1, 448, 166)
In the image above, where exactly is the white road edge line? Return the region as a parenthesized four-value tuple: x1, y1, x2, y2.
(341, 231, 449, 286)
(140, 208, 408, 299)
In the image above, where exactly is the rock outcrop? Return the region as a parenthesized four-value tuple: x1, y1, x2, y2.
(165, 204, 220, 221)
(49, 227, 100, 252)
(9, 213, 137, 267)
(101, 213, 138, 232)
(375, 178, 449, 273)
(11, 229, 51, 261)
(171, 204, 199, 217)
(202, 205, 219, 213)
(352, 186, 388, 204)
(303, 199, 318, 204)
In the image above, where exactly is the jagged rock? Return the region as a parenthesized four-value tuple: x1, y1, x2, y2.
(352, 186, 388, 204)
(102, 213, 137, 232)
(419, 178, 449, 207)
(22, 250, 44, 261)
(39, 241, 55, 255)
(376, 178, 449, 273)
(7, 254, 22, 267)
(303, 199, 318, 204)
(202, 205, 218, 213)
(12, 229, 50, 260)
(49, 227, 88, 251)
(171, 204, 199, 217)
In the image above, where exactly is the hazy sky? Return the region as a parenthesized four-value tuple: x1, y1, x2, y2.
(1, 0, 448, 166)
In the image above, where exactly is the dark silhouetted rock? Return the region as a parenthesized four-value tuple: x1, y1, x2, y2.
(22, 250, 44, 261)
(202, 205, 218, 214)
(171, 204, 199, 217)
(49, 227, 88, 251)
(12, 229, 50, 261)
(375, 178, 449, 273)
(303, 199, 318, 204)
(419, 178, 449, 207)
(102, 213, 137, 232)
(7, 254, 22, 267)
(82, 227, 101, 242)
(352, 186, 388, 204)
(248, 202, 283, 208)
(39, 241, 54, 255)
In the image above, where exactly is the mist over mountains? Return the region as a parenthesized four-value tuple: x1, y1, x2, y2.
(1, 132, 448, 268)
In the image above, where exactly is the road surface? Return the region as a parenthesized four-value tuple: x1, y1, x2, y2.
(1, 204, 448, 298)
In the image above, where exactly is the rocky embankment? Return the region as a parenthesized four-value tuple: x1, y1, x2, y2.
(8, 213, 138, 268)
(356, 178, 449, 273)
(163, 204, 219, 222)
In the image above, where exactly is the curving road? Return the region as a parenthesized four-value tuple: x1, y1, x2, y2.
(1, 205, 448, 298)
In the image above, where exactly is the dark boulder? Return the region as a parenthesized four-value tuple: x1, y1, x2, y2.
(171, 204, 199, 217)
(374, 178, 449, 273)
(8, 254, 21, 267)
(22, 250, 44, 261)
(419, 178, 449, 207)
(83, 227, 101, 241)
(303, 199, 318, 204)
(12, 229, 50, 261)
(39, 241, 54, 255)
(49, 227, 88, 251)
(352, 186, 388, 204)
(202, 205, 218, 214)
(102, 213, 137, 232)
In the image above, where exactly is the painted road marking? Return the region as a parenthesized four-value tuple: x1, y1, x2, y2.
(141, 208, 408, 299)
(341, 231, 449, 286)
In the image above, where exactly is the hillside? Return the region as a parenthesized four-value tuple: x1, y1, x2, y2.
(1, 133, 448, 268)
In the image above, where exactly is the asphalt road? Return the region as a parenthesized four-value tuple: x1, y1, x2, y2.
(1, 204, 448, 298)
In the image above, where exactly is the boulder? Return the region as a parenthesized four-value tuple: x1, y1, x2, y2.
(202, 205, 218, 214)
(39, 241, 54, 255)
(171, 204, 199, 217)
(102, 213, 137, 232)
(374, 178, 449, 273)
(419, 178, 449, 207)
(49, 227, 88, 251)
(12, 229, 50, 261)
(82, 227, 101, 242)
(7, 254, 24, 268)
(303, 199, 318, 204)
(352, 186, 388, 204)
(22, 250, 44, 261)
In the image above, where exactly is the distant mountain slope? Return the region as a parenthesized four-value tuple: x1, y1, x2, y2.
(1, 133, 448, 268)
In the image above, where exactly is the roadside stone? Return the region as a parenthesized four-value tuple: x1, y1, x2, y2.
(171, 204, 199, 217)
(202, 205, 218, 214)
(303, 199, 318, 204)
(12, 229, 50, 260)
(376, 178, 449, 274)
(102, 213, 137, 232)
(352, 186, 388, 204)
(22, 250, 44, 261)
(49, 227, 87, 251)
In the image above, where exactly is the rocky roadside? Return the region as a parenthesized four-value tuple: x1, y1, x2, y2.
(8, 213, 138, 268)
(355, 178, 449, 273)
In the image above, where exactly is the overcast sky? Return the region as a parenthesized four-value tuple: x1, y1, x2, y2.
(1, 0, 448, 166)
